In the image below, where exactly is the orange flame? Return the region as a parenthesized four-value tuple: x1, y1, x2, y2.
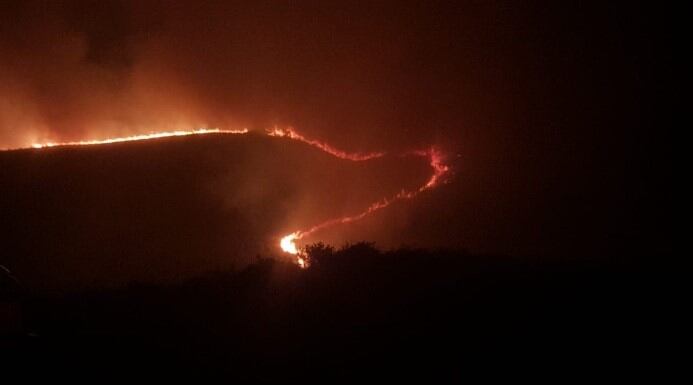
(280, 232, 310, 269)
(267, 127, 385, 161)
(25, 128, 249, 149)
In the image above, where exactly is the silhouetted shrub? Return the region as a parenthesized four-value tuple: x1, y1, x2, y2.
(304, 242, 334, 264)
(337, 241, 380, 258)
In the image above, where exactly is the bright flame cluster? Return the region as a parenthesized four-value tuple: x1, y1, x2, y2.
(280, 232, 310, 268)
(280, 232, 301, 255)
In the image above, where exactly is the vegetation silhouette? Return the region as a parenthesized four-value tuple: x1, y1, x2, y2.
(1, 243, 648, 381)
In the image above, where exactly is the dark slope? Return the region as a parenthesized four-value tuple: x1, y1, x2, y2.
(0, 133, 429, 291)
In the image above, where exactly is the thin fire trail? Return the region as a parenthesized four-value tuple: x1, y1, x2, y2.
(267, 127, 385, 161)
(300, 149, 448, 237)
(279, 148, 450, 261)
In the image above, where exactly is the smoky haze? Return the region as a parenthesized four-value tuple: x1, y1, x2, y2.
(0, 1, 669, 268)
(1, 1, 458, 151)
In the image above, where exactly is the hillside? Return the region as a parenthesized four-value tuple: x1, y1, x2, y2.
(0, 133, 429, 291)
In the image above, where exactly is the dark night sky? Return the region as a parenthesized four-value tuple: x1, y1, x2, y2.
(0, 1, 671, 287)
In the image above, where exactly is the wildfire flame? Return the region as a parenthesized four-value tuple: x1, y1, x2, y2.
(26, 128, 249, 149)
(278, 147, 450, 263)
(2, 125, 451, 269)
(296, 256, 308, 269)
(267, 126, 385, 161)
(280, 232, 301, 255)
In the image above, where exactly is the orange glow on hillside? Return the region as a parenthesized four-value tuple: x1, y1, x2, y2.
(26, 128, 249, 149)
(267, 127, 385, 161)
(0, 124, 451, 269)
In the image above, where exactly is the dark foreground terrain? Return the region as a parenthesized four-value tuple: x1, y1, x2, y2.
(2, 244, 652, 382)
